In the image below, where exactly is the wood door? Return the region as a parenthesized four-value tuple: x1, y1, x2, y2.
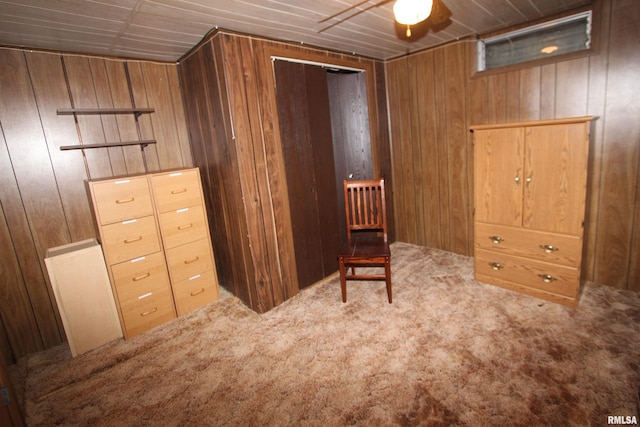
(523, 123, 589, 235)
(274, 60, 339, 289)
(474, 127, 524, 227)
(327, 71, 373, 244)
(328, 71, 373, 182)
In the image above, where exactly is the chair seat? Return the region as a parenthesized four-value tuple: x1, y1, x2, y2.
(338, 236, 390, 261)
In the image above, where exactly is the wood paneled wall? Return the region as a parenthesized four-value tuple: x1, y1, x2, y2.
(179, 32, 392, 313)
(4, 0, 636, 366)
(0, 48, 191, 363)
(386, 0, 640, 292)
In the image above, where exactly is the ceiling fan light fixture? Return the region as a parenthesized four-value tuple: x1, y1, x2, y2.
(393, 0, 433, 26)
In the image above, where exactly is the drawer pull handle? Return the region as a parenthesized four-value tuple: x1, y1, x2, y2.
(124, 236, 142, 243)
(540, 244, 559, 253)
(140, 307, 158, 317)
(133, 272, 150, 282)
(489, 262, 504, 271)
(489, 236, 504, 244)
(184, 256, 199, 264)
(178, 223, 193, 230)
(538, 274, 557, 283)
(116, 197, 135, 204)
(171, 188, 187, 194)
(190, 288, 206, 296)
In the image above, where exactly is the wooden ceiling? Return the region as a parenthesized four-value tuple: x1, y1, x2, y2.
(0, 0, 590, 62)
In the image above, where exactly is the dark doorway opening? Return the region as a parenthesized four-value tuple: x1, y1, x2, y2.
(274, 59, 373, 290)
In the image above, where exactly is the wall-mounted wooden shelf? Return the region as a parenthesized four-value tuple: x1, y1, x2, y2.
(57, 107, 157, 178)
(57, 108, 155, 118)
(60, 140, 157, 151)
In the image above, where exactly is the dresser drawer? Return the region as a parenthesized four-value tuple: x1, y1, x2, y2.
(90, 177, 153, 225)
(101, 215, 161, 264)
(151, 169, 202, 213)
(172, 269, 218, 316)
(110, 251, 170, 298)
(475, 222, 581, 268)
(165, 238, 214, 283)
(119, 286, 175, 338)
(158, 205, 207, 249)
(475, 249, 579, 298)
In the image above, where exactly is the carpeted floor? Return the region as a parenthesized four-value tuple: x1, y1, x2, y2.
(9, 242, 640, 426)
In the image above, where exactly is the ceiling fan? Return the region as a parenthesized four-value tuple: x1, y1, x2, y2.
(318, 0, 452, 38)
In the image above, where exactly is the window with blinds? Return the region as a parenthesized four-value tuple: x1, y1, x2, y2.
(477, 11, 592, 71)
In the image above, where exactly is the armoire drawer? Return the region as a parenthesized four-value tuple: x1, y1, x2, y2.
(475, 222, 581, 268)
(118, 286, 176, 338)
(90, 177, 154, 225)
(150, 169, 202, 213)
(172, 269, 218, 316)
(164, 238, 214, 283)
(475, 249, 579, 297)
(110, 251, 171, 298)
(158, 205, 207, 249)
(101, 215, 161, 264)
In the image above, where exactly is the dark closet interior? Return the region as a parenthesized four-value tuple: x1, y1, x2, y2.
(274, 59, 373, 290)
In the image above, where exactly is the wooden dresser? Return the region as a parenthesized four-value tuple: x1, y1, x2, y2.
(471, 117, 593, 307)
(88, 167, 219, 338)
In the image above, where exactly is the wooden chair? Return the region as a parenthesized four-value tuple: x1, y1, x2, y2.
(337, 178, 391, 303)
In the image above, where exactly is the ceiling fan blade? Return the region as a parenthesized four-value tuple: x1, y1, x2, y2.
(318, 0, 393, 33)
(429, 0, 452, 26)
(318, 0, 372, 24)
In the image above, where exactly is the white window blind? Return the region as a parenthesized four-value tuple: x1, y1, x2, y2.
(478, 11, 592, 71)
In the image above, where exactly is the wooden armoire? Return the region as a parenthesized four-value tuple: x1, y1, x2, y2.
(471, 117, 593, 307)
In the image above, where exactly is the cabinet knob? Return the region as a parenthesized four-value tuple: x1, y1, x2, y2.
(489, 262, 504, 271)
(538, 274, 557, 283)
(540, 244, 559, 253)
(489, 236, 504, 244)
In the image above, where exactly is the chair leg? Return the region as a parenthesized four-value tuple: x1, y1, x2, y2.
(339, 258, 347, 303)
(385, 258, 392, 303)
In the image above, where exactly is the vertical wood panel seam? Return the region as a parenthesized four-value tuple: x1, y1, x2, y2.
(591, 1, 614, 284)
(7, 52, 64, 346)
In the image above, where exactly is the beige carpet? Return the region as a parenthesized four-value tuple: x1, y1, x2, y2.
(9, 242, 640, 426)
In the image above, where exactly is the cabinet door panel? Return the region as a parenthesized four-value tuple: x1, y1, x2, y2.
(524, 123, 588, 234)
(119, 286, 175, 338)
(474, 127, 524, 226)
(475, 249, 579, 298)
(172, 269, 218, 316)
(475, 222, 582, 267)
(91, 177, 153, 225)
(101, 215, 161, 264)
(158, 205, 207, 249)
(150, 169, 202, 213)
(165, 238, 214, 283)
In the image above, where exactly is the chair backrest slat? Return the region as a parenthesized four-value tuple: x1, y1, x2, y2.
(344, 178, 387, 241)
